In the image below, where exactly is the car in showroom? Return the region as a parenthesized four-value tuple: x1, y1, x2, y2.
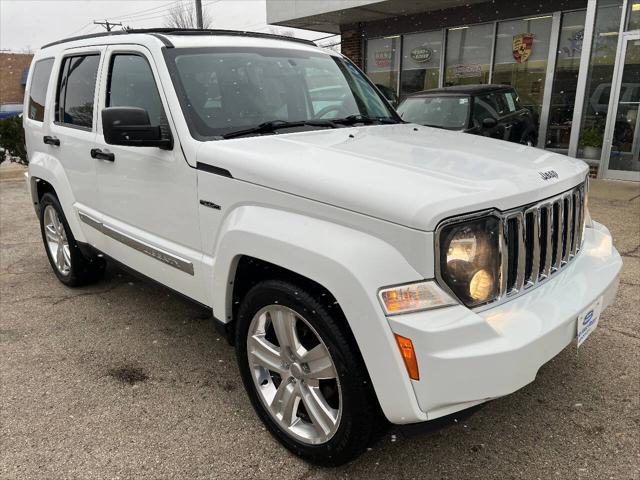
(397, 85, 538, 146)
(23, 29, 621, 465)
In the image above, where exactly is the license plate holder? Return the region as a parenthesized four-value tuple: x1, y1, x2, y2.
(577, 296, 603, 348)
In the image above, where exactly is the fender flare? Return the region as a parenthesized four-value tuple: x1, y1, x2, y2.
(28, 152, 86, 243)
(212, 205, 428, 423)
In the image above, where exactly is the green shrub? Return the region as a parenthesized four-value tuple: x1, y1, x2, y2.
(0, 116, 27, 165)
(581, 126, 603, 149)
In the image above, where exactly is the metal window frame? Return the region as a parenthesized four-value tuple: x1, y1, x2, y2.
(537, 11, 562, 148)
(488, 21, 498, 82)
(599, 0, 628, 178)
(396, 36, 403, 98)
(599, 20, 640, 180)
(439, 28, 447, 88)
(567, 0, 599, 158)
(624, 0, 637, 30)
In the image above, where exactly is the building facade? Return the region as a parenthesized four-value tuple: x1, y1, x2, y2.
(0, 52, 33, 105)
(268, 0, 640, 180)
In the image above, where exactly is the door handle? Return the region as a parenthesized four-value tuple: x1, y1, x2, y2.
(43, 136, 60, 146)
(90, 148, 115, 162)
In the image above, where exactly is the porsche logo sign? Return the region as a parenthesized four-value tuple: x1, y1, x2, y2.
(513, 33, 534, 63)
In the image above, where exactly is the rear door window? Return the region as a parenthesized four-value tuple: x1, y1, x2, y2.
(107, 54, 165, 126)
(55, 54, 100, 129)
(28, 58, 54, 122)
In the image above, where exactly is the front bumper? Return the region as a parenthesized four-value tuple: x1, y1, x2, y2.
(388, 221, 622, 421)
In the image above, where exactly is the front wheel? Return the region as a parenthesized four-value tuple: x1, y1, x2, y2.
(235, 280, 382, 465)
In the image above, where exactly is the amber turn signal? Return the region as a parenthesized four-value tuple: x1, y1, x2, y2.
(394, 333, 419, 381)
(378, 281, 456, 315)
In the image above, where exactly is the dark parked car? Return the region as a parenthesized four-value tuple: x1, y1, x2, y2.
(397, 85, 538, 146)
(0, 103, 23, 119)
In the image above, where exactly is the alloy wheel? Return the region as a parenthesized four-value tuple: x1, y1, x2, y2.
(43, 205, 71, 276)
(247, 305, 342, 445)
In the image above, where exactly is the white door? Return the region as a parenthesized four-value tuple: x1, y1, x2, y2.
(47, 47, 106, 248)
(93, 45, 207, 303)
(601, 33, 640, 181)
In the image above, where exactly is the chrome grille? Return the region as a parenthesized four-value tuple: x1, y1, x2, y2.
(499, 182, 586, 299)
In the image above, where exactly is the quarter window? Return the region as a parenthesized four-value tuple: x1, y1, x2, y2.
(107, 54, 165, 126)
(55, 54, 100, 129)
(28, 58, 54, 122)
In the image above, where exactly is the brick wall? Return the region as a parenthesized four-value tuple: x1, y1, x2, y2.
(0, 52, 33, 104)
(340, 23, 363, 68)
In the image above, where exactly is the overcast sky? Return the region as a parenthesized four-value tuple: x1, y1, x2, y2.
(0, 0, 334, 52)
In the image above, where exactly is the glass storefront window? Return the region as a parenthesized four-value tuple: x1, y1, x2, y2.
(400, 31, 442, 97)
(577, 0, 624, 162)
(445, 24, 493, 86)
(607, 36, 640, 173)
(492, 16, 553, 127)
(365, 36, 400, 97)
(628, 1, 640, 30)
(546, 10, 587, 151)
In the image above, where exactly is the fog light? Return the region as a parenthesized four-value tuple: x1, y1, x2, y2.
(469, 269, 494, 301)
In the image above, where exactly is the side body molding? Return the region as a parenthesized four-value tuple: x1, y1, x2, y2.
(212, 206, 428, 423)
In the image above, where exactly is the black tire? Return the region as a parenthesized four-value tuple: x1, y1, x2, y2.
(39, 192, 105, 287)
(235, 279, 382, 466)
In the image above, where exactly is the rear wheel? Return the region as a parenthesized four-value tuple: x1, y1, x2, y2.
(235, 280, 381, 465)
(39, 193, 105, 286)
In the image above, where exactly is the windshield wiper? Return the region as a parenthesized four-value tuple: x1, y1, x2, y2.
(222, 119, 337, 139)
(332, 114, 401, 126)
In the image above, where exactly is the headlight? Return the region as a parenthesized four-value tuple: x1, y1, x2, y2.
(437, 215, 502, 307)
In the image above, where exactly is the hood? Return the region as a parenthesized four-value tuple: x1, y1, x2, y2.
(196, 123, 588, 231)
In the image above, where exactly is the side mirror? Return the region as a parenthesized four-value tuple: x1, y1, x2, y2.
(482, 117, 498, 129)
(102, 107, 172, 149)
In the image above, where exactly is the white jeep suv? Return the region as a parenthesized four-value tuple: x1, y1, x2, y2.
(23, 29, 622, 465)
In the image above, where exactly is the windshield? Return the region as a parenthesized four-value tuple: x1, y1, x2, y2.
(397, 96, 469, 130)
(163, 47, 398, 139)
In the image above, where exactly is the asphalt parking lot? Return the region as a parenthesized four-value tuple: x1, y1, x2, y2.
(1, 169, 638, 479)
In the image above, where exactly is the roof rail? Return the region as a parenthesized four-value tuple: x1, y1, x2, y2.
(41, 28, 317, 49)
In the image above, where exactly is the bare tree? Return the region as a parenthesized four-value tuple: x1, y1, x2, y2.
(164, 1, 212, 29)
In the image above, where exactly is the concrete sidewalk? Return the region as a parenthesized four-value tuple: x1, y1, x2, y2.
(1, 177, 638, 479)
